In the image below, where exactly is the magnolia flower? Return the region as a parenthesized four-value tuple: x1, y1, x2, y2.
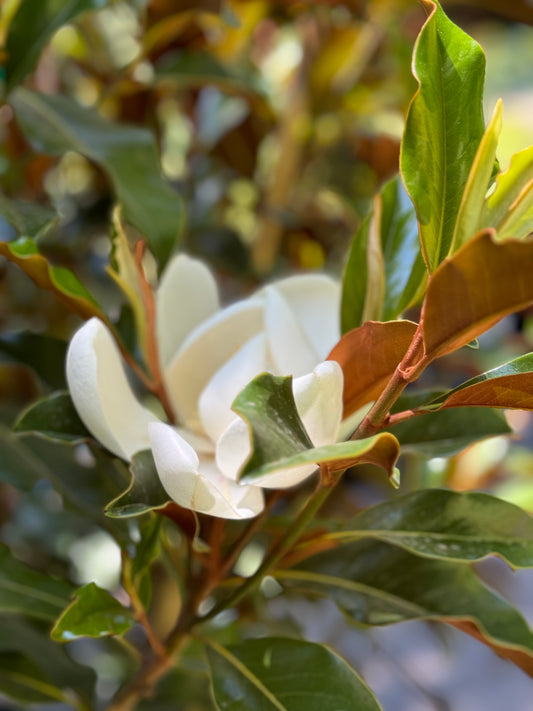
(67, 255, 343, 519)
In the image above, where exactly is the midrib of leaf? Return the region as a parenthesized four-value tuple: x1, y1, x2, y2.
(274, 569, 428, 617)
(0, 578, 68, 609)
(434, 26, 448, 268)
(205, 638, 288, 711)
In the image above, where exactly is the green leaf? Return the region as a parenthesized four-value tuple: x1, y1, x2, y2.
(0, 615, 95, 706)
(276, 540, 533, 657)
(0, 425, 47, 490)
(341, 177, 425, 333)
(0, 237, 105, 321)
(4, 0, 108, 94)
(0, 192, 57, 238)
(10, 89, 184, 268)
(232, 373, 400, 482)
(428, 352, 533, 410)
(386, 407, 511, 457)
(131, 515, 163, 579)
(0, 545, 73, 621)
(51, 582, 136, 642)
(14, 391, 91, 442)
(0, 331, 67, 389)
(206, 637, 383, 711)
(318, 489, 533, 568)
(400, 0, 485, 270)
(105, 449, 170, 518)
(422, 231, 533, 359)
(482, 145, 533, 239)
(451, 99, 503, 252)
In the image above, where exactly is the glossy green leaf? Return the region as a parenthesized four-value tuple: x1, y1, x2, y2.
(11, 89, 184, 268)
(451, 99, 503, 252)
(0, 615, 95, 706)
(0, 237, 104, 321)
(482, 145, 533, 239)
(318, 489, 533, 568)
(0, 331, 67, 389)
(131, 515, 163, 579)
(428, 352, 533, 410)
(0, 192, 57, 238)
(206, 637, 383, 711)
(233, 374, 400, 482)
(51, 583, 135, 642)
(385, 407, 511, 457)
(0, 425, 47, 490)
(4, 0, 108, 94)
(341, 177, 424, 332)
(422, 231, 533, 359)
(276, 540, 533, 657)
(0, 545, 72, 621)
(106, 449, 170, 518)
(14, 391, 91, 442)
(400, 0, 485, 270)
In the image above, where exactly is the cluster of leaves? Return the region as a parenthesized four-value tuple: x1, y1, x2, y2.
(3, 1, 533, 710)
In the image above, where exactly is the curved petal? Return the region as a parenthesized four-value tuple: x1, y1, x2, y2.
(264, 286, 318, 377)
(293, 360, 343, 446)
(216, 416, 251, 481)
(66, 318, 158, 459)
(150, 423, 264, 519)
(164, 299, 264, 432)
(156, 254, 219, 368)
(199, 334, 269, 442)
(265, 274, 341, 361)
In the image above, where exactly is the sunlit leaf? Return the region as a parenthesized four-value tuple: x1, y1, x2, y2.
(328, 320, 418, 417)
(0, 237, 104, 321)
(233, 373, 400, 482)
(105, 450, 170, 518)
(14, 391, 91, 442)
(51, 583, 135, 641)
(422, 230, 533, 359)
(341, 212, 375, 332)
(0, 332, 68, 389)
(0, 545, 72, 621)
(276, 540, 533, 669)
(4, 0, 109, 94)
(206, 637, 383, 711)
(10, 89, 184, 268)
(315, 489, 533, 568)
(385, 407, 511, 457)
(451, 99, 502, 252)
(428, 352, 533, 410)
(400, 0, 485, 270)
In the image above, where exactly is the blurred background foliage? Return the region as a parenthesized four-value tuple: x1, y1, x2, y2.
(3, 1, 533, 709)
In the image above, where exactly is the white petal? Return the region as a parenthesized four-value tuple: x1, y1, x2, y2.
(264, 286, 318, 377)
(66, 318, 158, 459)
(164, 299, 264, 432)
(216, 417, 251, 481)
(249, 462, 318, 490)
(156, 254, 219, 368)
(293, 360, 343, 447)
(198, 334, 269, 442)
(265, 274, 341, 360)
(150, 423, 264, 519)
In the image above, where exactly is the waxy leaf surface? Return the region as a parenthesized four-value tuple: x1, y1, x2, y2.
(422, 231, 533, 359)
(51, 583, 135, 641)
(14, 391, 91, 442)
(276, 540, 533, 663)
(206, 637, 383, 711)
(385, 407, 510, 457)
(329, 320, 418, 417)
(11, 89, 183, 268)
(106, 450, 170, 518)
(401, 0, 485, 270)
(317, 489, 533, 568)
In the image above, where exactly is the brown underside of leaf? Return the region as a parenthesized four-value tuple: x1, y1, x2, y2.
(449, 619, 533, 678)
(442, 374, 533, 410)
(423, 230, 533, 360)
(328, 320, 418, 417)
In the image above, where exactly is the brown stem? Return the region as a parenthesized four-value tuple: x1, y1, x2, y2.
(133, 241, 175, 422)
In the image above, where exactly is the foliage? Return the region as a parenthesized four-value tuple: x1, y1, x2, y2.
(2, 1, 533, 710)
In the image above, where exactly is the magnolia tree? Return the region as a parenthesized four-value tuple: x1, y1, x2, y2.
(3, 0, 533, 709)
